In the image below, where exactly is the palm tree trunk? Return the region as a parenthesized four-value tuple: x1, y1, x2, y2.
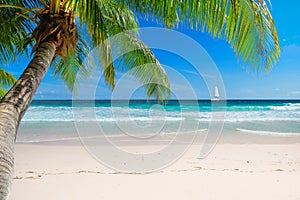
(0, 40, 56, 200)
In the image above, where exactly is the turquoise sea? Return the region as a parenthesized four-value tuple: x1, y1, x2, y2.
(17, 100, 300, 143)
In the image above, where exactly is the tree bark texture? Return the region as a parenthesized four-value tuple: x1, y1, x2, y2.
(0, 41, 56, 200)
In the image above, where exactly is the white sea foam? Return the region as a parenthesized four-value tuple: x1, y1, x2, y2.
(18, 101, 300, 143)
(23, 104, 300, 124)
(16, 135, 107, 144)
(160, 128, 207, 136)
(269, 103, 300, 111)
(194, 110, 300, 122)
(236, 128, 300, 136)
(22, 116, 185, 122)
(17, 136, 80, 143)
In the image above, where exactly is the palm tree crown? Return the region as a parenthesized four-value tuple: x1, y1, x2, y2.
(0, 0, 280, 100)
(1, 0, 173, 99)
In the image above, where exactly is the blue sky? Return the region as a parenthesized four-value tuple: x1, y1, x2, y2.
(2, 0, 300, 100)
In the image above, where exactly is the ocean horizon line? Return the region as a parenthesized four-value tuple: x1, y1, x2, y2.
(32, 99, 300, 102)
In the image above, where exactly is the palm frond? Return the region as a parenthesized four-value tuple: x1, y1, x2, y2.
(0, 87, 7, 99)
(0, 68, 16, 99)
(119, 0, 180, 28)
(0, 0, 279, 101)
(65, 0, 116, 88)
(119, 0, 280, 71)
(65, 0, 170, 100)
(51, 35, 92, 94)
(109, 31, 170, 100)
(21, 0, 46, 9)
(0, 0, 35, 63)
(0, 68, 16, 88)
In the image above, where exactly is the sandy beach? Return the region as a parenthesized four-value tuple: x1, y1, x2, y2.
(9, 136, 300, 200)
(0, 0, 298, 199)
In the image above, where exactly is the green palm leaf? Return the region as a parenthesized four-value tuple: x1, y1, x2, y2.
(0, 88, 6, 98)
(109, 31, 170, 99)
(0, 68, 16, 88)
(0, 0, 280, 101)
(0, 68, 16, 98)
(119, 0, 280, 71)
(51, 35, 92, 94)
(0, 0, 34, 63)
(66, 0, 170, 99)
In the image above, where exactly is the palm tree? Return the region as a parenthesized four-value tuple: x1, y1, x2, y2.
(0, 0, 279, 199)
(0, 69, 16, 98)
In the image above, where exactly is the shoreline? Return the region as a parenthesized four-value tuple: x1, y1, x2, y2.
(16, 131, 300, 146)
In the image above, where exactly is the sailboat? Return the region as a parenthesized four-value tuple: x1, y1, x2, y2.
(211, 86, 220, 101)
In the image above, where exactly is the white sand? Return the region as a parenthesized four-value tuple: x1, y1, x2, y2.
(9, 142, 300, 200)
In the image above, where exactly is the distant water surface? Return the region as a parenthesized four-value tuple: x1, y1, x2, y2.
(17, 100, 300, 143)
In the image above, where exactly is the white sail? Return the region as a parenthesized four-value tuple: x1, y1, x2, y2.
(212, 86, 220, 101)
(214, 86, 220, 99)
